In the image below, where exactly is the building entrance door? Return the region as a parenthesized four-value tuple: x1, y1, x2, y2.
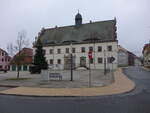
(80, 56, 86, 67)
(64, 55, 75, 70)
(12, 65, 16, 71)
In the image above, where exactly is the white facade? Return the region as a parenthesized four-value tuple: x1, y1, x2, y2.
(34, 41, 118, 70)
(143, 52, 150, 66)
(143, 44, 150, 67)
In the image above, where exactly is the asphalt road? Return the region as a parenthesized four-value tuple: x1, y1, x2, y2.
(0, 66, 150, 113)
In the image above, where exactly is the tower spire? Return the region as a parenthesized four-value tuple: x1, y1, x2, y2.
(75, 11, 82, 26)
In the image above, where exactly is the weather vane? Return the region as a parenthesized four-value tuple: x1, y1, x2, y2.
(78, 9, 79, 13)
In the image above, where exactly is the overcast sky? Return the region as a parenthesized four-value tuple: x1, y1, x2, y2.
(0, 0, 150, 56)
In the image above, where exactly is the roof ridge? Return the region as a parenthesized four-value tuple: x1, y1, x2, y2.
(45, 19, 115, 31)
(0, 48, 7, 53)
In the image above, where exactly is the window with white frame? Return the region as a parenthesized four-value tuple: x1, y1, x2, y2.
(49, 49, 53, 54)
(49, 59, 53, 64)
(98, 57, 103, 63)
(57, 49, 61, 54)
(107, 46, 112, 51)
(66, 48, 69, 53)
(57, 59, 61, 64)
(81, 47, 85, 53)
(98, 46, 102, 52)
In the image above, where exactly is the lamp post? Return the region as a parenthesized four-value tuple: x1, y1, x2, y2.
(104, 50, 107, 75)
(53, 45, 55, 72)
(70, 42, 73, 81)
(110, 56, 115, 76)
(88, 51, 92, 87)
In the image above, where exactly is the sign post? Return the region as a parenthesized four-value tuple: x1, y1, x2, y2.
(70, 43, 73, 81)
(88, 51, 92, 87)
(110, 56, 115, 79)
(104, 50, 107, 75)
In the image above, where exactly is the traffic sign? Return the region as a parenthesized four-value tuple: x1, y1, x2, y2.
(110, 56, 115, 63)
(88, 51, 93, 59)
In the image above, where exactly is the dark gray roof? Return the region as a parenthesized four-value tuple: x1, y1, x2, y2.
(38, 19, 117, 46)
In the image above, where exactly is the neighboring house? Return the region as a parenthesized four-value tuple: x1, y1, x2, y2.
(33, 13, 118, 70)
(10, 48, 33, 71)
(128, 51, 142, 66)
(142, 43, 150, 67)
(118, 45, 128, 67)
(128, 51, 136, 66)
(134, 56, 142, 66)
(118, 45, 141, 67)
(0, 48, 11, 70)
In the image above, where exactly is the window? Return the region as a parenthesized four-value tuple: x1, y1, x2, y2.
(2, 52, 4, 56)
(89, 46, 93, 52)
(57, 49, 61, 54)
(2, 58, 4, 62)
(90, 58, 93, 64)
(66, 48, 69, 53)
(81, 47, 85, 53)
(57, 59, 61, 64)
(107, 46, 112, 51)
(49, 49, 53, 54)
(98, 46, 102, 52)
(107, 57, 111, 63)
(72, 48, 75, 53)
(98, 57, 103, 63)
(50, 59, 53, 64)
(5, 65, 7, 69)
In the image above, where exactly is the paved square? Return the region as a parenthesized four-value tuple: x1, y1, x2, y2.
(0, 69, 114, 88)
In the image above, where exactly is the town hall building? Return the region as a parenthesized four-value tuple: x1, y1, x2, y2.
(33, 13, 118, 70)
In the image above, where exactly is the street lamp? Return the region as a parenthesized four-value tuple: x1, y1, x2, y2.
(104, 50, 107, 75)
(88, 51, 92, 87)
(110, 56, 115, 75)
(70, 42, 73, 81)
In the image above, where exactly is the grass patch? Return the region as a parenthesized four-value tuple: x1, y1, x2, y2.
(6, 78, 31, 80)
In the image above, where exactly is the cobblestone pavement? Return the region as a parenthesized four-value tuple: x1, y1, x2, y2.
(0, 66, 150, 113)
(0, 69, 113, 88)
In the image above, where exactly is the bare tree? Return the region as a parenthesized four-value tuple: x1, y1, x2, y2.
(15, 30, 29, 51)
(13, 30, 29, 79)
(7, 43, 15, 57)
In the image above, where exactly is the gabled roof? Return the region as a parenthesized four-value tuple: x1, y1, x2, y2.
(0, 48, 11, 58)
(14, 48, 33, 57)
(118, 45, 128, 53)
(11, 48, 33, 64)
(143, 43, 150, 54)
(118, 45, 137, 57)
(20, 48, 33, 57)
(37, 19, 117, 46)
(0, 48, 7, 54)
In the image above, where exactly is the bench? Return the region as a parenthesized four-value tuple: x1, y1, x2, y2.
(49, 73, 62, 80)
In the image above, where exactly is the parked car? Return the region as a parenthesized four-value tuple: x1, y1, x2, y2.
(0, 68, 7, 73)
(29, 65, 41, 74)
